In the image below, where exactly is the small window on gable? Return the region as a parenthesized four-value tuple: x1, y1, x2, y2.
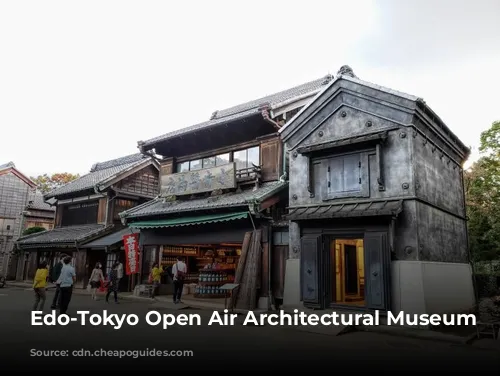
(326, 152, 369, 199)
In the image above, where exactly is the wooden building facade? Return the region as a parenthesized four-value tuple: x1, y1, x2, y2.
(15, 154, 160, 291)
(280, 66, 475, 317)
(120, 75, 334, 309)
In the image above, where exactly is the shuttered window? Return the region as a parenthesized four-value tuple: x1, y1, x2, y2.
(325, 152, 369, 199)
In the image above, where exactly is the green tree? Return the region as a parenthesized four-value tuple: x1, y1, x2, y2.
(30, 172, 80, 194)
(22, 226, 46, 236)
(466, 120, 500, 263)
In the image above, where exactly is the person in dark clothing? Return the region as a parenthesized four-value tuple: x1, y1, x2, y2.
(50, 254, 66, 309)
(106, 262, 120, 304)
(172, 257, 187, 304)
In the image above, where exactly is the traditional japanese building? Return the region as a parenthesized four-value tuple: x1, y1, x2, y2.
(0, 162, 37, 279)
(280, 66, 474, 317)
(15, 153, 159, 291)
(22, 192, 56, 232)
(120, 74, 334, 308)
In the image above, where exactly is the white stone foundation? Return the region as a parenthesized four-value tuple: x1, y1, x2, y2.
(282, 259, 476, 316)
(391, 260, 476, 315)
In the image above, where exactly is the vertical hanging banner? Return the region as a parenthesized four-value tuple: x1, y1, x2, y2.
(123, 233, 140, 275)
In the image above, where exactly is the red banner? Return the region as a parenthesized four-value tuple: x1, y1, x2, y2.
(123, 233, 140, 275)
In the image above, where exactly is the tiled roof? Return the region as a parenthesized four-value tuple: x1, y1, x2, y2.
(27, 192, 55, 212)
(121, 181, 288, 220)
(212, 75, 333, 120)
(16, 224, 108, 248)
(44, 153, 152, 199)
(90, 153, 146, 172)
(139, 75, 334, 149)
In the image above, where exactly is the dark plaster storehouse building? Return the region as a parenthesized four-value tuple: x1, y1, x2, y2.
(15, 153, 159, 290)
(280, 66, 474, 316)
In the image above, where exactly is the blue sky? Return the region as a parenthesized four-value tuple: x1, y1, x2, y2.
(1, 0, 499, 176)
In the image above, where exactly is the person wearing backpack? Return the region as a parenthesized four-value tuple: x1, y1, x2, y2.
(171, 256, 187, 304)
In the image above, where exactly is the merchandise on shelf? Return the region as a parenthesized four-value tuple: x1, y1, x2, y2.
(194, 269, 232, 298)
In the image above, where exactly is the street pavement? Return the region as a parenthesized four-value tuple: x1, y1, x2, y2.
(1, 286, 499, 371)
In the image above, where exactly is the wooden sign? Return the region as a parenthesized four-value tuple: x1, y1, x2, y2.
(160, 162, 236, 196)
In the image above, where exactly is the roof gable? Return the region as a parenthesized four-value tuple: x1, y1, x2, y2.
(0, 162, 37, 188)
(44, 153, 157, 199)
(138, 74, 334, 151)
(280, 65, 469, 160)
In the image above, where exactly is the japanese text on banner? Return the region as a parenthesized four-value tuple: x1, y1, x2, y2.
(123, 233, 140, 275)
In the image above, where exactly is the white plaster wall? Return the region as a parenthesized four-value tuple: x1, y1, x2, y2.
(283, 259, 301, 308)
(392, 261, 475, 315)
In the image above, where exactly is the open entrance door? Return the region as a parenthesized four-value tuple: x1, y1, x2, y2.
(331, 238, 366, 307)
(327, 232, 390, 311)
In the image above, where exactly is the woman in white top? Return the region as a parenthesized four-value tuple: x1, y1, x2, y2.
(89, 262, 104, 300)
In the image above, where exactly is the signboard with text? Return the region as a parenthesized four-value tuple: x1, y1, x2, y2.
(123, 233, 140, 275)
(160, 162, 236, 196)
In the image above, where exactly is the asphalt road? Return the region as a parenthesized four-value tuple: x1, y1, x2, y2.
(1, 286, 499, 371)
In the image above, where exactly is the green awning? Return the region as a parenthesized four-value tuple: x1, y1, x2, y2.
(129, 212, 249, 229)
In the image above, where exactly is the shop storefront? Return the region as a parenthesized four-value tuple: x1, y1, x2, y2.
(131, 212, 254, 302)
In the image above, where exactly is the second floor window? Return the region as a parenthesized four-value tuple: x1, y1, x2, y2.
(323, 152, 369, 199)
(175, 151, 237, 173)
(233, 146, 260, 170)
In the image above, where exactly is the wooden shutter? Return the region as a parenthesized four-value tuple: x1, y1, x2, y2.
(364, 232, 390, 310)
(160, 157, 175, 176)
(327, 153, 362, 198)
(343, 153, 361, 192)
(97, 198, 107, 224)
(300, 235, 322, 308)
(55, 205, 63, 227)
(260, 138, 281, 182)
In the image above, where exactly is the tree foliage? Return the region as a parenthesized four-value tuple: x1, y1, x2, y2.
(22, 226, 46, 236)
(465, 120, 500, 262)
(30, 172, 80, 194)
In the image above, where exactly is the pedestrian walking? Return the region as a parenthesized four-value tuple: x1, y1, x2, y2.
(50, 254, 66, 309)
(105, 262, 120, 304)
(88, 262, 104, 300)
(116, 259, 123, 291)
(57, 256, 76, 315)
(172, 256, 187, 304)
(150, 263, 163, 299)
(33, 261, 48, 311)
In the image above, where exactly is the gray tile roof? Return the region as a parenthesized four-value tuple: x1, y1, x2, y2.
(28, 192, 55, 212)
(121, 181, 288, 220)
(90, 153, 146, 172)
(16, 224, 108, 249)
(212, 75, 333, 120)
(44, 153, 152, 199)
(139, 75, 334, 149)
(279, 66, 468, 154)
